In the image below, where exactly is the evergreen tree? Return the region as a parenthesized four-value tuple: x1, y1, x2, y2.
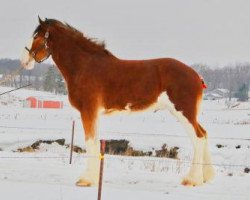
(43, 66, 57, 92)
(55, 71, 67, 94)
(236, 83, 249, 102)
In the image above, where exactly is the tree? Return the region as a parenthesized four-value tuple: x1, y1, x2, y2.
(235, 83, 249, 102)
(55, 71, 67, 94)
(43, 66, 57, 92)
(43, 65, 67, 94)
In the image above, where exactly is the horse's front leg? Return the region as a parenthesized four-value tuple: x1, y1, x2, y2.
(76, 109, 100, 187)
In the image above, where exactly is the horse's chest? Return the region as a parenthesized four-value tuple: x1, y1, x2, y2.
(67, 88, 86, 110)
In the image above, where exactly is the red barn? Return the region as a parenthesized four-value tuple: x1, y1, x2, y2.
(25, 96, 63, 109)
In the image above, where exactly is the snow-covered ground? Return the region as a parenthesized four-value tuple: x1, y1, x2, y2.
(0, 86, 249, 200)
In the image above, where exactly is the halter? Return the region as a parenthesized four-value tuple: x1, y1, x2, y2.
(25, 31, 51, 63)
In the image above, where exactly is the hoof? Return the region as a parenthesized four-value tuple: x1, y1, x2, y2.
(203, 166, 215, 183)
(181, 177, 203, 187)
(182, 179, 196, 187)
(76, 179, 92, 187)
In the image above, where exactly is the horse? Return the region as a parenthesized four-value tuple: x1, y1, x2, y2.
(21, 17, 215, 187)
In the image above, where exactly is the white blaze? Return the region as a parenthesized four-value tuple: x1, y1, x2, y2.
(20, 38, 35, 70)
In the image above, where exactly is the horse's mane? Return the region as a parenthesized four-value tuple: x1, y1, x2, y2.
(34, 18, 112, 56)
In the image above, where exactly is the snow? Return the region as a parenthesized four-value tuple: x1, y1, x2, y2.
(0, 86, 249, 200)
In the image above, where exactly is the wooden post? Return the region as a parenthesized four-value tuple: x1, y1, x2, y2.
(97, 140, 106, 200)
(69, 120, 75, 164)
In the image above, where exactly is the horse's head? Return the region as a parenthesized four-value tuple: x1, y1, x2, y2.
(21, 17, 51, 70)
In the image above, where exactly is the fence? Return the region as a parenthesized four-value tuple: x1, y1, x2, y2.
(0, 122, 249, 200)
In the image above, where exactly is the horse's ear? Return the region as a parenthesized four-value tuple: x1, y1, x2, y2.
(38, 16, 45, 26)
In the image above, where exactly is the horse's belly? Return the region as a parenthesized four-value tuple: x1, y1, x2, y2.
(102, 92, 169, 116)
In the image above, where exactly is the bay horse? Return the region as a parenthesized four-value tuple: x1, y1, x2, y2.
(21, 17, 215, 187)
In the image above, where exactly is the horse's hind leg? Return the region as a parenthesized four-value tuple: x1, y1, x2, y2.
(180, 119, 206, 186)
(164, 91, 214, 186)
(199, 124, 215, 183)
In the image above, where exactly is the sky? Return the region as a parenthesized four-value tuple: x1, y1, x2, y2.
(1, 0, 250, 67)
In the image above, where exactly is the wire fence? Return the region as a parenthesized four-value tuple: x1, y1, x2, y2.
(0, 154, 249, 169)
(0, 124, 249, 171)
(0, 123, 249, 200)
(0, 124, 249, 141)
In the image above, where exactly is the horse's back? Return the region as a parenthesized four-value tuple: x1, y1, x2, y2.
(101, 57, 203, 112)
(117, 57, 202, 93)
(121, 57, 204, 113)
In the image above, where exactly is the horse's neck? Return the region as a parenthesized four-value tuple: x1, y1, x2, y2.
(50, 36, 87, 81)
(50, 29, 116, 83)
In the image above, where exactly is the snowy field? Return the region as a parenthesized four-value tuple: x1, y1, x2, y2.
(0, 86, 249, 200)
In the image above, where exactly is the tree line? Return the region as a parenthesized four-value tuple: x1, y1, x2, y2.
(0, 59, 67, 94)
(192, 62, 250, 101)
(0, 59, 249, 100)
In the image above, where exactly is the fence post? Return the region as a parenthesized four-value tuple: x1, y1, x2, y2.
(69, 120, 75, 164)
(97, 140, 106, 200)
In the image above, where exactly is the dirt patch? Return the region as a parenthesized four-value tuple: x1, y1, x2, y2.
(16, 146, 35, 153)
(244, 167, 250, 173)
(15, 139, 179, 159)
(105, 140, 129, 155)
(65, 144, 86, 153)
(15, 139, 85, 154)
(104, 140, 179, 159)
(31, 139, 65, 150)
(216, 144, 225, 148)
(155, 144, 179, 159)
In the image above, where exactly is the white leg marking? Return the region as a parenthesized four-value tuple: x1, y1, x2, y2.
(203, 138, 215, 182)
(76, 111, 102, 187)
(21, 38, 35, 70)
(77, 139, 100, 186)
(183, 137, 205, 186)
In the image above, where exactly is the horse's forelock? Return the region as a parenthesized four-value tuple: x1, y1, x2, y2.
(33, 18, 60, 36)
(33, 25, 42, 36)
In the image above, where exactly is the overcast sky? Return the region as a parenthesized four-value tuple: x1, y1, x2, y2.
(1, 0, 250, 67)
